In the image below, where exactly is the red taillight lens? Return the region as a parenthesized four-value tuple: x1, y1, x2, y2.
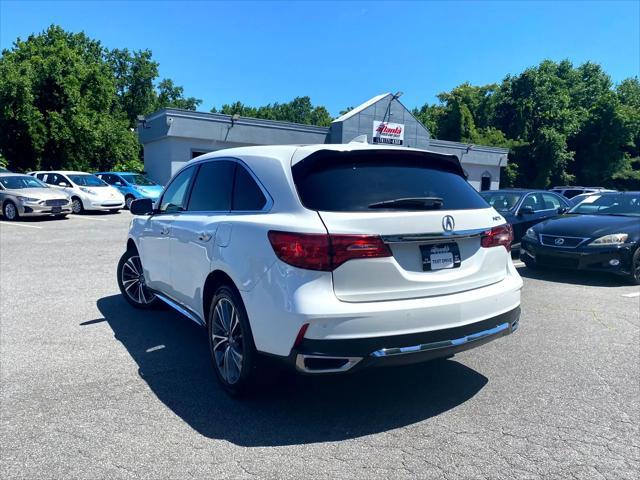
(267, 231, 391, 271)
(481, 224, 513, 252)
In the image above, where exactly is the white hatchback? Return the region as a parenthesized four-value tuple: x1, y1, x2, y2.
(30, 170, 125, 213)
(118, 144, 522, 395)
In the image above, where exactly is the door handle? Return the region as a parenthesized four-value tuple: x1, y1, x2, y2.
(197, 232, 212, 242)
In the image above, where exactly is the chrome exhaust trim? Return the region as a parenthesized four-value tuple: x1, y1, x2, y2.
(295, 354, 363, 374)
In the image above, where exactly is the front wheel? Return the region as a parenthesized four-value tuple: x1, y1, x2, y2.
(208, 286, 258, 396)
(125, 195, 135, 210)
(71, 197, 84, 214)
(628, 248, 640, 285)
(2, 201, 19, 220)
(117, 249, 159, 309)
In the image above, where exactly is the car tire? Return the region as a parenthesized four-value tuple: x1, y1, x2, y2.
(207, 285, 258, 397)
(117, 249, 159, 309)
(2, 201, 19, 221)
(522, 256, 539, 270)
(629, 248, 640, 285)
(109, 209, 120, 214)
(125, 195, 135, 210)
(71, 197, 84, 214)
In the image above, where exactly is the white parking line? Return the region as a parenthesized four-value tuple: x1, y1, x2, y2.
(68, 215, 107, 222)
(622, 292, 640, 298)
(0, 221, 43, 229)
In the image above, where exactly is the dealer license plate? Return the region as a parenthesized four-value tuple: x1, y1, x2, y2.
(420, 242, 461, 271)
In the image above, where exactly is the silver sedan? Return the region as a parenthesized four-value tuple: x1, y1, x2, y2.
(0, 173, 72, 220)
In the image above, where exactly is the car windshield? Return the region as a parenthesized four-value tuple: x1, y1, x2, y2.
(68, 174, 107, 187)
(121, 174, 156, 186)
(480, 192, 522, 211)
(0, 175, 48, 189)
(569, 193, 640, 216)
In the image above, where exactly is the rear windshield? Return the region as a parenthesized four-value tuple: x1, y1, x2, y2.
(292, 150, 488, 212)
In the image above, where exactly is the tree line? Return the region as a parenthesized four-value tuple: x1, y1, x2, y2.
(1, 25, 638, 189)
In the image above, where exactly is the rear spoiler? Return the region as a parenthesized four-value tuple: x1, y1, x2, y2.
(293, 149, 467, 178)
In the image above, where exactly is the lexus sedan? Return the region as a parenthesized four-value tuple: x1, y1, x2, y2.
(0, 173, 71, 220)
(480, 189, 570, 248)
(521, 191, 640, 284)
(117, 144, 522, 396)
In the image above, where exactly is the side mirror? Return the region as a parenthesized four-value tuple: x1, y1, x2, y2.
(58, 182, 68, 187)
(130, 198, 154, 215)
(557, 207, 568, 214)
(518, 206, 534, 216)
(114, 182, 123, 186)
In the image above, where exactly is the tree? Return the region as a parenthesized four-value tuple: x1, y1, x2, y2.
(0, 25, 139, 172)
(212, 96, 332, 127)
(156, 79, 201, 111)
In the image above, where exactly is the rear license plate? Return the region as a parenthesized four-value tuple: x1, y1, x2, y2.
(51, 206, 62, 214)
(420, 242, 461, 271)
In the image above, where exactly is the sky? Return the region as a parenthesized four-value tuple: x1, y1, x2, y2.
(0, 0, 638, 116)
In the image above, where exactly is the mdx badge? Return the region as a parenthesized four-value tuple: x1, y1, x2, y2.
(442, 215, 455, 232)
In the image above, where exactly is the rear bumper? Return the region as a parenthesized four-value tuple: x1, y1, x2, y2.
(291, 307, 520, 374)
(520, 239, 636, 276)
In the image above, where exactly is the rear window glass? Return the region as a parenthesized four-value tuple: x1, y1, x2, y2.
(292, 151, 488, 212)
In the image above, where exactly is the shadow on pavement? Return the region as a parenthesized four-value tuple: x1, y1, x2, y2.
(94, 294, 488, 446)
(518, 265, 629, 287)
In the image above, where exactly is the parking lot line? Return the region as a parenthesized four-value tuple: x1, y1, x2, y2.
(622, 291, 640, 298)
(0, 221, 43, 229)
(68, 215, 107, 222)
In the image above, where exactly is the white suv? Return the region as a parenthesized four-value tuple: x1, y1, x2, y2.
(118, 144, 522, 395)
(30, 171, 125, 213)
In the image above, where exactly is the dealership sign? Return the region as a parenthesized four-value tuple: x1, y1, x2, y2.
(372, 121, 405, 145)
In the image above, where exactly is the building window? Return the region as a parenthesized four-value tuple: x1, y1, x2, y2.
(191, 150, 209, 159)
(481, 172, 492, 191)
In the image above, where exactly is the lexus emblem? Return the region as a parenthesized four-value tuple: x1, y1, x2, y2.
(554, 238, 565, 245)
(442, 215, 455, 232)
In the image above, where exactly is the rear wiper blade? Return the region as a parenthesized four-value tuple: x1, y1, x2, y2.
(368, 197, 444, 210)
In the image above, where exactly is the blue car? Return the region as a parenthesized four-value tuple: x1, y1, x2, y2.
(95, 172, 164, 209)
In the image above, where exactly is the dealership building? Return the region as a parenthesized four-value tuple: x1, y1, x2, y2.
(138, 93, 509, 189)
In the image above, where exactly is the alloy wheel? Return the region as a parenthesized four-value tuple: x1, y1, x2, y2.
(120, 255, 156, 305)
(125, 196, 134, 209)
(71, 199, 82, 214)
(211, 297, 244, 385)
(4, 202, 17, 220)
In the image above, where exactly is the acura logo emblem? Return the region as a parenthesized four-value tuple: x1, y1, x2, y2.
(442, 215, 455, 232)
(554, 238, 565, 245)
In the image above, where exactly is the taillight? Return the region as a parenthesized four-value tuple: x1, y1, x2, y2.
(267, 231, 391, 271)
(481, 224, 513, 252)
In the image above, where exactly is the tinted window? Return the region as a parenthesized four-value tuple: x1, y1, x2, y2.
(570, 193, 640, 216)
(160, 167, 195, 213)
(121, 174, 156, 186)
(188, 161, 235, 211)
(542, 193, 562, 210)
(293, 151, 486, 212)
(68, 174, 107, 187)
(233, 165, 267, 211)
(563, 189, 583, 199)
(520, 193, 545, 212)
(480, 192, 522, 211)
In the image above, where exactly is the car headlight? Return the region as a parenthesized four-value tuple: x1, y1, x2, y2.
(79, 187, 97, 195)
(17, 196, 39, 204)
(525, 228, 537, 240)
(588, 233, 629, 246)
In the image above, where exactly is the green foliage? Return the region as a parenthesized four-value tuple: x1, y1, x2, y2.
(416, 60, 640, 189)
(213, 96, 332, 127)
(0, 25, 201, 173)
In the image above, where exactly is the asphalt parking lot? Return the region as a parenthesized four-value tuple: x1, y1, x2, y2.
(1, 213, 639, 479)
